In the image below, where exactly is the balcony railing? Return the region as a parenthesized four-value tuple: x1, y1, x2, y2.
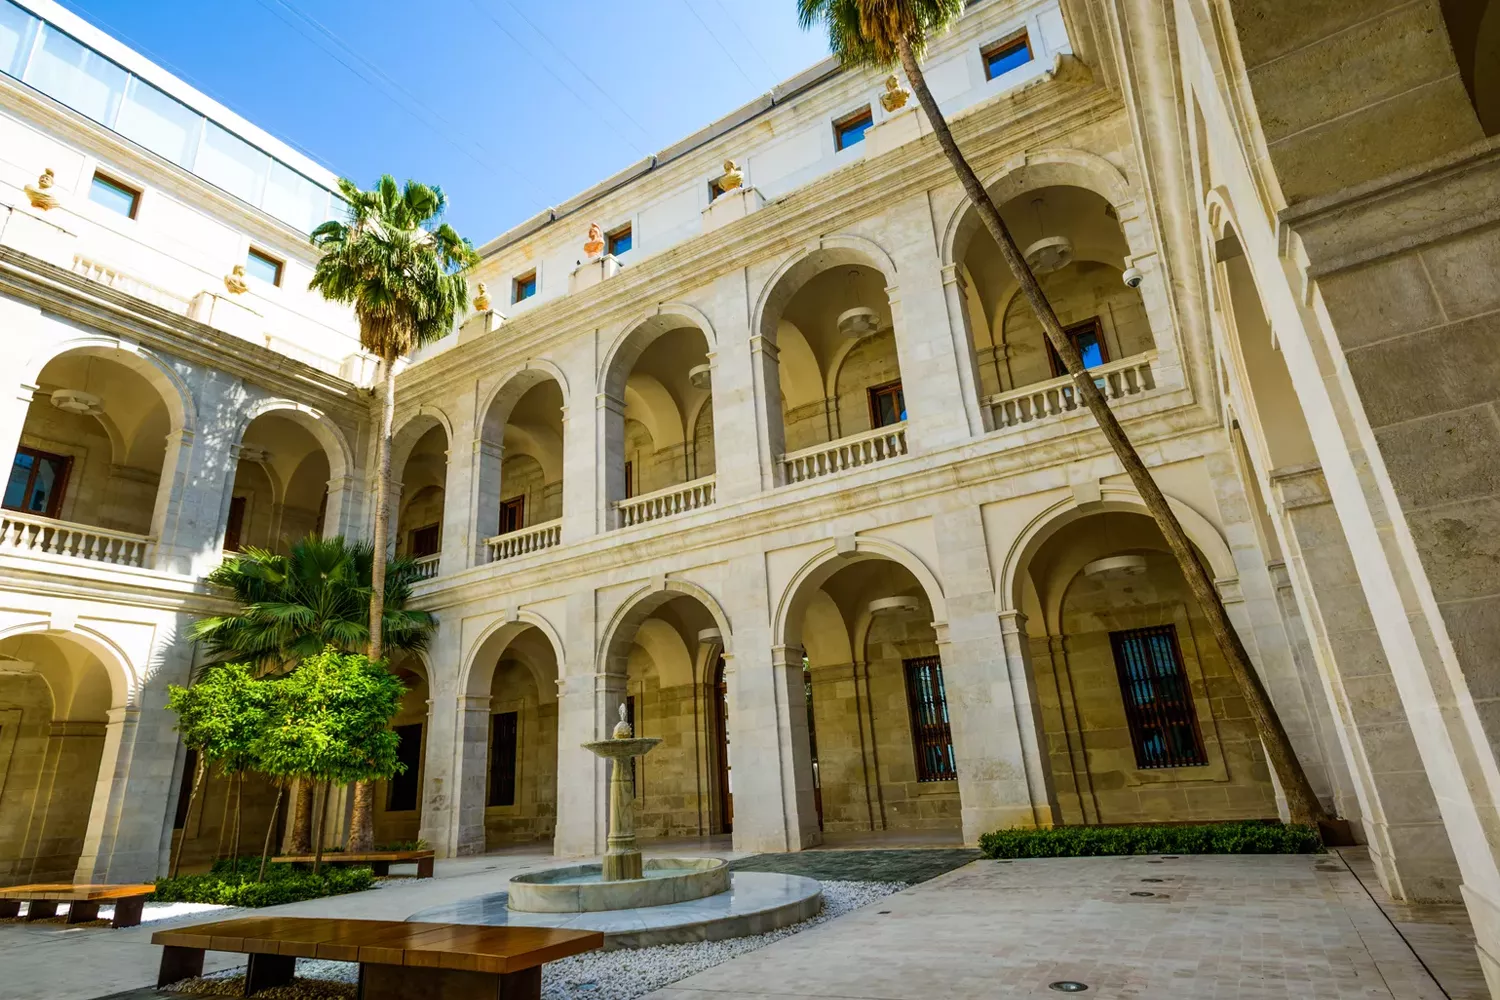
(72, 254, 194, 316)
(0, 511, 153, 568)
(781, 422, 908, 485)
(484, 519, 562, 563)
(987, 352, 1158, 431)
(411, 554, 440, 580)
(614, 476, 716, 529)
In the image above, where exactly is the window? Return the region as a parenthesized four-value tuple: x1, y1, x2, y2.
(982, 32, 1032, 80)
(245, 248, 283, 286)
(867, 380, 906, 428)
(195, 121, 269, 206)
(409, 523, 440, 557)
(89, 172, 140, 219)
(606, 224, 633, 257)
(116, 76, 200, 167)
(488, 711, 518, 807)
(904, 656, 956, 782)
(26, 23, 127, 124)
(386, 723, 423, 811)
(1110, 624, 1208, 769)
(499, 496, 525, 535)
(623, 461, 635, 500)
(834, 106, 874, 151)
(708, 178, 728, 202)
(224, 496, 247, 552)
(1048, 317, 1110, 377)
(513, 270, 537, 303)
(173, 748, 198, 830)
(5, 448, 70, 517)
(0, 2, 39, 79)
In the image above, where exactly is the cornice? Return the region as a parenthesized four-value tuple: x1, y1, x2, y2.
(0, 247, 367, 420)
(411, 387, 1219, 612)
(0, 560, 232, 614)
(398, 65, 1124, 398)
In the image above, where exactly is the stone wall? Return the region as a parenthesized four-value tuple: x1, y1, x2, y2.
(16, 398, 157, 535)
(484, 660, 558, 846)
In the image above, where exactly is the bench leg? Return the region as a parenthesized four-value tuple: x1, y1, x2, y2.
(158, 945, 205, 988)
(359, 963, 539, 999)
(25, 901, 58, 920)
(111, 897, 145, 928)
(370, 861, 390, 877)
(245, 952, 296, 995)
(0, 901, 20, 919)
(66, 901, 101, 924)
(416, 857, 434, 878)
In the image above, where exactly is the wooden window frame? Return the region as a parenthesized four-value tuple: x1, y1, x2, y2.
(224, 495, 248, 552)
(245, 247, 284, 287)
(981, 30, 1033, 81)
(1047, 316, 1111, 377)
(488, 711, 519, 807)
(386, 723, 423, 812)
(606, 223, 633, 257)
(513, 269, 538, 304)
(623, 461, 635, 500)
(903, 656, 957, 782)
(866, 380, 906, 429)
(409, 523, 440, 558)
(1109, 624, 1209, 770)
(833, 105, 874, 151)
(5, 447, 71, 518)
(498, 495, 525, 535)
(89, 171, 142, 219)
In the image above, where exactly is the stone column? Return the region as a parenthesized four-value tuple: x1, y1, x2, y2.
(595, 394, 625, 533)
(0, 381, 38, 474)
(553, 671, 622, 858)
(704, 268, 781, 497)
(322, 474, 356, 539)
(937, 262, 992, 434)
(471, 439, 503, 563)
(74, 699, 179, 882)
(451, 695, 492, 855)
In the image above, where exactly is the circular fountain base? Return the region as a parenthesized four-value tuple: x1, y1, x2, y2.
(507, 857, 730, 913)
(409, 871, 822, 949)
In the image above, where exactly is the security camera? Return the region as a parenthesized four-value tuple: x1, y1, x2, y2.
(1122, 266, 1143, 288)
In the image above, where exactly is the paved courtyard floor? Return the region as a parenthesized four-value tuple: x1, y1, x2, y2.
(0, 846, 1480, 1000)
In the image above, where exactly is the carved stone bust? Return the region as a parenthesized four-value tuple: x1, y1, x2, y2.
(880, 75, 910, 113)
(224, 264, 249, 295)
(473, 282, 492, 312)
(24, 168, 60, 211)
(584, 222, 606, 260)
(719, 159, 744, 193)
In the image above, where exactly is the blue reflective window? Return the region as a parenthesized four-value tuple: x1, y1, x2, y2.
(513, 271, 537, 303)
(983, 34, 1032, 80)
(89, 172, 140, 218)
(245, 248, 282, 286)
(834, 106, 873, 151)
(0, 0, 38, 78)
(607, 225, 632, 257)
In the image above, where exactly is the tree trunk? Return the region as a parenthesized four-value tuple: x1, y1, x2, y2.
(229, 773, 243, 875)
(169, 757, 207, 879)
(258, 784, 284, 882)
(346, 780, 378, 853)
(896, 36, 1327, 827)
(313, 779, 331, 875)
(214, 771, 231, 861)
(289, 779, 314, 854)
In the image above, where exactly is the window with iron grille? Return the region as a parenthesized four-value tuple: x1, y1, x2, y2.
(488, 711, 518, 807)
(386, 723, 423, 811)
(903, 656, 956, 782)
(1110, 624, 1208, 769)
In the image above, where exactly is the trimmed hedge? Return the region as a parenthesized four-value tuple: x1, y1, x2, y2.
(977, 821, 1323, 859)
(151, 862, 375, 907)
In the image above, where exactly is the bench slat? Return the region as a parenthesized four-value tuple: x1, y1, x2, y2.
(271, 851, 433, 863)
(0, 883, 153, 901)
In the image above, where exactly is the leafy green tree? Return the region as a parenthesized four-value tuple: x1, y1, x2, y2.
(254, 647, 408, 872)
(165, 664, 271, 877)
(309, 177, 476, 851)
(191, 535, 435, 852)
(797, 0, 1326, 825)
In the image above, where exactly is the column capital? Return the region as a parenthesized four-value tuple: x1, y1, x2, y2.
(474, 438, 503, 459)
(998, 610, 1029, 634)
(596, 393, 625, 415)
(769, 644, 804, 669)
(748, 335, 780, 361)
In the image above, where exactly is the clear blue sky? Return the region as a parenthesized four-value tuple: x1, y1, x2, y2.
(50, 0, 836, 240)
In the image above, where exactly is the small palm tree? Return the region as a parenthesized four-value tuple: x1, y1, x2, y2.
(192, 535, 436, 851)
(309, 177, 477, 849)
(798, 0, 1327, 825)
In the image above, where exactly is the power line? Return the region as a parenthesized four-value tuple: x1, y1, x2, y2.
(705, 0, 778, 81)
(677, 0, 760, 91)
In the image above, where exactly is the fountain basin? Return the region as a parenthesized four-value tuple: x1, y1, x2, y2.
(507, 857, 729, 913)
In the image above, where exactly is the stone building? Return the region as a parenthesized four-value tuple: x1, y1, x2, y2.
(0, 0, 1497, 990)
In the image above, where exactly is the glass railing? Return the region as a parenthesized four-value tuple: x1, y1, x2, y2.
(0, 0, 342, 233)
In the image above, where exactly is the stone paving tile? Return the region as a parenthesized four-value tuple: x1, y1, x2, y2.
(727, 848, 980, 884)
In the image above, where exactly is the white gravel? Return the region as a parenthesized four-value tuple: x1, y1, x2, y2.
(172, 879, 904, 1000)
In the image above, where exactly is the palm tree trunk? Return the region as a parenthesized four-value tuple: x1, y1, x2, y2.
(258, 784, 284, 882)
(229, 773, 243, 875)
(290, 779, 314, 854)
(896, 36, 1326, 827)
(169, 757, 207, 879)
(348, 352, 399, 854)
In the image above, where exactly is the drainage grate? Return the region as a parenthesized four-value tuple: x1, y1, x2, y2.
(1141, 878, 1165, 883)
(1049, 982, 1090, 993)
(1130, 891, 1156, 897)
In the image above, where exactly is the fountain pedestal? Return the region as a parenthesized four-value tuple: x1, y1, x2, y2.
(590, 736, 660, 881)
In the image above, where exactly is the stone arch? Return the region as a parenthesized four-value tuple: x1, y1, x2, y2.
(237, 398, 353, 482)
(599, 303, 718, 400)
(597, 580, 733, 676)
(391, 407, 454, 480)
(460, 610, 567, 700)
(942, 148, 1139, 267)
(774, 536, 948, 651)
(0, 621, 135, 709)
(998, 488, 1238, 616)
(481, 360, 571, 442)
(753, 235, 899, 346)
(22, 335, 196, 439)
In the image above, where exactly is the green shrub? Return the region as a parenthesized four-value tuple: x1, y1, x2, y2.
(977, 821, 1323, 859)
(152, 863, 375, 907)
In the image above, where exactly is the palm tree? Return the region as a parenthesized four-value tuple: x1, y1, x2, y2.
(797, 0, 1327, 826)
(309, 177, 477, 849)
(192, 535, 436, 851)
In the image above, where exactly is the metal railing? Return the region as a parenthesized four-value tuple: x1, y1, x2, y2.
(781, 421, 908, 485)
(986, 352, 1158, 430)
(613, 476, 716, 529)
(0, 511, 153, 568)
(484, 519, 562, 562)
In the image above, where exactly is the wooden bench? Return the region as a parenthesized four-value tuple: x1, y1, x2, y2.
(0, 883, 154, 927)
(271, 849, 435, 878)
(152, 916, 602, 999)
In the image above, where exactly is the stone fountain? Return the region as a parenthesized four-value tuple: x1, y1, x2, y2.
(410, 705, 822, 947)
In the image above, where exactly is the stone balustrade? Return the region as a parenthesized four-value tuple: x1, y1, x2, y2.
(781, 422, 908, 485)
(0, 511, 153, 568)
(411, 554, 440, 580)
(484, 519, 562, 563)
(987, 352, 1158, 431)
(72, 254, 193, 316)
(614, 477, 716, 529)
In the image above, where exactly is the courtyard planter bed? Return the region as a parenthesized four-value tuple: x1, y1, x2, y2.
(150, 859, 375, 907)
(978, 821, 1323, 859)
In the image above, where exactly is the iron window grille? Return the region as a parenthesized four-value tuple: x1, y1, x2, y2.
(1109, 624, 1209, 769)
(904, 656, 957, 782)
(386, 723, 423, 811)
(488, 711, 518, 807)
